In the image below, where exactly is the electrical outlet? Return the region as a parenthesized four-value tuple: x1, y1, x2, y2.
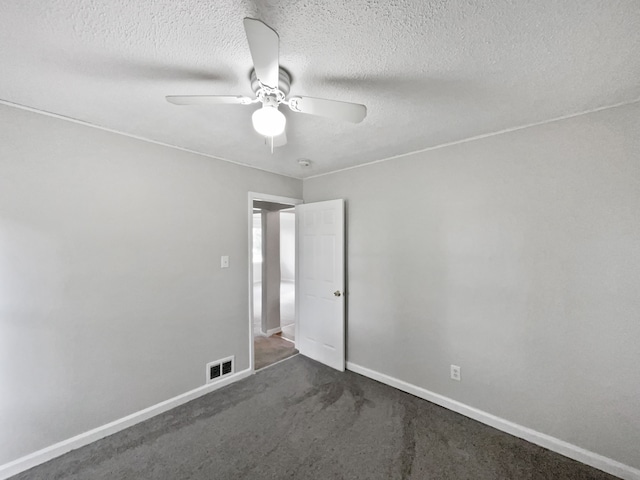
(450, 364, 461, 381)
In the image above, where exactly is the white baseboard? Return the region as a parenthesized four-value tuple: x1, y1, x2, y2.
(0, 368, 252, 480)
(266, 327, 281, 336)
(346, 362, 640, 480)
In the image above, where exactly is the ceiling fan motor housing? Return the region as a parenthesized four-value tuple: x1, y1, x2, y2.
(250, 68, 291, 101)
(261, 95, 279, 108)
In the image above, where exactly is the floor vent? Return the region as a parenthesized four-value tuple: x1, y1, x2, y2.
(206, 356, 234, 383)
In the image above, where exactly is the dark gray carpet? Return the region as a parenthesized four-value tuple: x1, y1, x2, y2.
(11, 356, 618, 479)
(254, 334, 298, 370)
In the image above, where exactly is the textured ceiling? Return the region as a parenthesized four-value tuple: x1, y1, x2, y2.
(1, 0, 639, 178)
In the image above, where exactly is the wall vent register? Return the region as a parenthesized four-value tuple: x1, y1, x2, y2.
(206, 356, 235, 383)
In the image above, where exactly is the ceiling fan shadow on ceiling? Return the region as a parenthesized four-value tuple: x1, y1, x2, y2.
(165, 18, 367, 151)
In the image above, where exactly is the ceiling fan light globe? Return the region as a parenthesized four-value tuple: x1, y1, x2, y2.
(252, 105, 286, 137)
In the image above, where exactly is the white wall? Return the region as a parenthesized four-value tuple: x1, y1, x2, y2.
(280, 211, 295, 282)
(252, 212, 262, 284)
(304, 101, 640, 470)
(0, 104, 301, 465)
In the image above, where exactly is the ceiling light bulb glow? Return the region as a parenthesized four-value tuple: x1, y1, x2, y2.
(252, 105, 286, 137)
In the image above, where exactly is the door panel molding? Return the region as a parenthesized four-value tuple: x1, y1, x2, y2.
(296, 199, 345, 371)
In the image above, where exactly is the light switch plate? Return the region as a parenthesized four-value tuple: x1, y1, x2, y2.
(220, 255, 229, 268)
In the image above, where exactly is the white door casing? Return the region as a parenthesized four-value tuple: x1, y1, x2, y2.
(247, 192, 303, 373)
(295, 199, 345, 371)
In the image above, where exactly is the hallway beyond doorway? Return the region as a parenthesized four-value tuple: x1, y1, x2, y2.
(254, 334, 298, 371)
(253, 280, 295, 340)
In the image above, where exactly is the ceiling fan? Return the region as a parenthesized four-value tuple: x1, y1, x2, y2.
(165, 18, 367, 149)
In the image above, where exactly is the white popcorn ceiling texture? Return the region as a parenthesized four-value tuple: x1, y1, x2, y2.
(1, 0, 639, 178)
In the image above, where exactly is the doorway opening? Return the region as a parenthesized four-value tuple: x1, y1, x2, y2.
(248, 193, 302, 371)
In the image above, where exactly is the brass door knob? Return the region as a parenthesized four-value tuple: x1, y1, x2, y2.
(334, 290, 342, 297)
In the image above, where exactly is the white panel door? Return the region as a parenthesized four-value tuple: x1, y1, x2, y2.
(295, 199, 345, 371)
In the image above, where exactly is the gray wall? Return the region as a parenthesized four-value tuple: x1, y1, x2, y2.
(262, 210, 281, 332)
(0, 104, 301, 464)
(304, 101, 640, 469)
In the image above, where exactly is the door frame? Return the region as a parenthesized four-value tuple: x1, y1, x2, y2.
(248, 192, 303, 373)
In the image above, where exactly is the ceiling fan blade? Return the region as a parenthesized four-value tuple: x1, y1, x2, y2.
(243, 18, 279, 89)
(287, 96, 367, 123)
(166, 95, 253, 105)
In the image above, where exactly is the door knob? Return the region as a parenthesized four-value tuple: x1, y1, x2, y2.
(334, 290, 342, 297)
